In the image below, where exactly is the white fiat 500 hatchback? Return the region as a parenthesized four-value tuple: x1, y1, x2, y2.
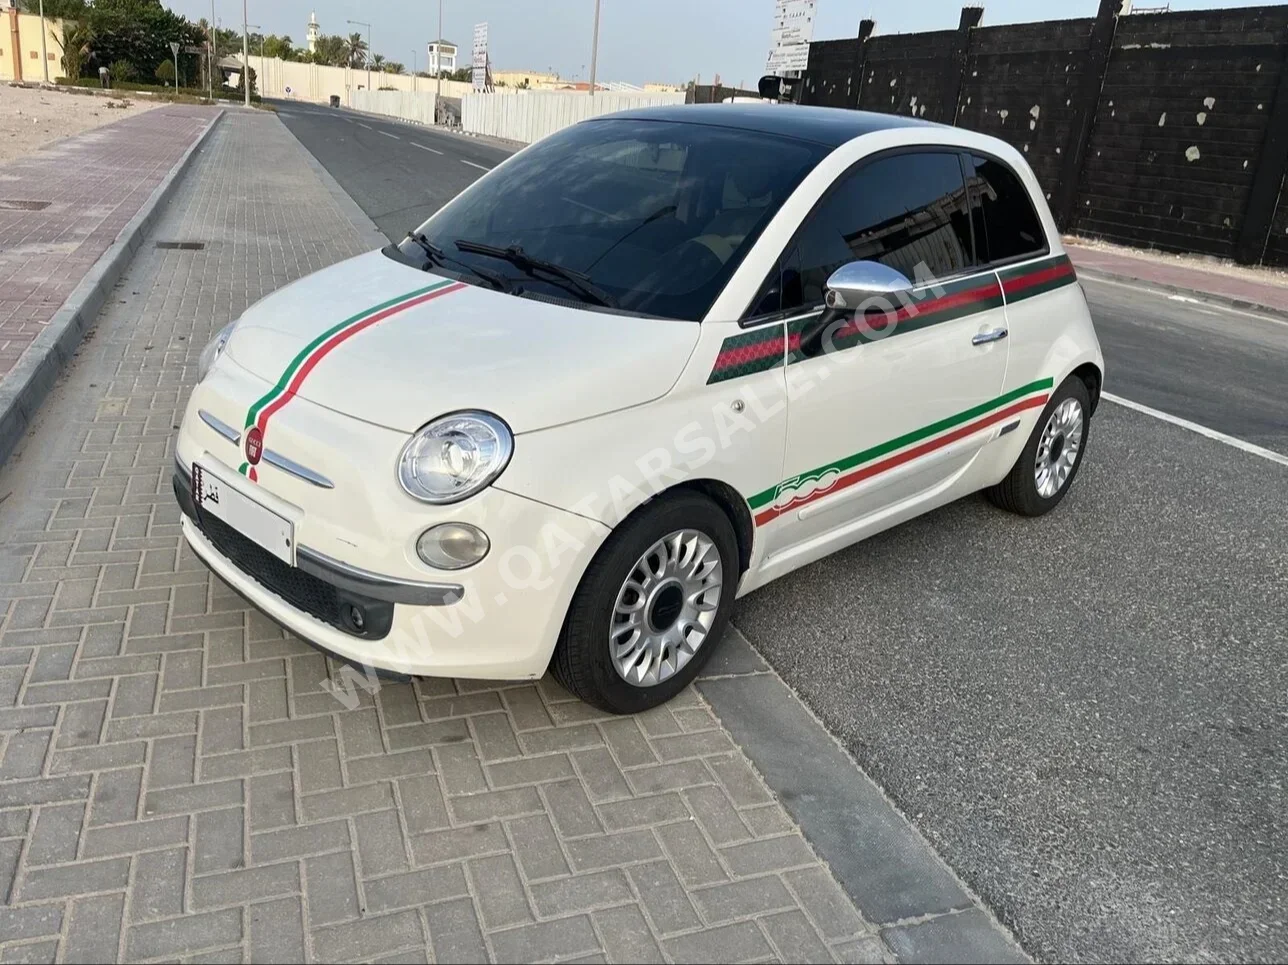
(175, 105, 1103, 713)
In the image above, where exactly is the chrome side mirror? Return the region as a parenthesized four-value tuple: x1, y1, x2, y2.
(824, 260, 912, 310)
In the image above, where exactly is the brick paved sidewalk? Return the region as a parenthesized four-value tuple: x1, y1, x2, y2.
(0, 111, 894, 964)
(1066, 239, 1288, 314)
(0, 105, 220, 381)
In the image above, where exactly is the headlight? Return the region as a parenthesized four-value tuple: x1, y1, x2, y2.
(397, 411, 513, 504)
(198, 321, 237, 382)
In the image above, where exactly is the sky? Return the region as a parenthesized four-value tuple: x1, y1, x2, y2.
(168, 0, 1280, 87)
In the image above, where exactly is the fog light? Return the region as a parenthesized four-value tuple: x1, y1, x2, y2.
(417, 522, 490, 570)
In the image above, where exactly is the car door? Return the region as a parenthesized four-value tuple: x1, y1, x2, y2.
(758, 148, 1012, 559)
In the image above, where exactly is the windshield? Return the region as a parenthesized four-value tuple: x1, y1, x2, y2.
(394, 118, 829, 321)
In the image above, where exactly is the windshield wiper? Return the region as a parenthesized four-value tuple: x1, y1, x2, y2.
(586, 204, 678, 271)
(406, 232, 511, 292)
(453, 239, 619, 309)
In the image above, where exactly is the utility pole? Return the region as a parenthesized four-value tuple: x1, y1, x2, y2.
(242, 0, 250, 107)
(588, 0, 600, 96)
(208, 0, 215, 101)
(436, 0, 443, 102)
(38, 0, 49, 84)
(348, 19, 372, 93)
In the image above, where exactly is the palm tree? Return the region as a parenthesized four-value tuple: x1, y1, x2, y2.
(344, 32, 368, 68)
(384, 61, 405, 75)
(371, 53, 385, 71)
(53, 20, 94, 80)
(314, 35, 346, 67)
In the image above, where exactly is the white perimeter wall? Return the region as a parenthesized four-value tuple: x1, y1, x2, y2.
(351, 89, 438, 125)
(461, 90, 687, 144)
(237, 54, 474, 106)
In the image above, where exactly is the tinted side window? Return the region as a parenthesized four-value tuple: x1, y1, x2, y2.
(782, 152, 976, 313)
(966, 155, 1047, 264)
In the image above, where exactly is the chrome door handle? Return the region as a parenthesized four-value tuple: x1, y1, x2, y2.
(972, 328, 1009, 345)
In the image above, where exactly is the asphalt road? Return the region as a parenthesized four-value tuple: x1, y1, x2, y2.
(274, 101, 1288, 961)
(272, 100, 512, 244)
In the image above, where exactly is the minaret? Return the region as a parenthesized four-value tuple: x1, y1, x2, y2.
(307, 11, 320, 54)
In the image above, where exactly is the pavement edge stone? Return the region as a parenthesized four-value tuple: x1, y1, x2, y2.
(0, 108, 225, 467)
(277, 113, 391, 248)
(1074, 264, 1288, 321)
(700, 625, 1031, 963)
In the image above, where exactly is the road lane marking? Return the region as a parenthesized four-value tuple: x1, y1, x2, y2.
(411, 142, 444, 155)
(1080, 274, 1288, 329)
(461, 160, 491, 171)
(1102, 392, 1288, 467)
(379, 130, 400, 140)
(358, 122, 373, 129)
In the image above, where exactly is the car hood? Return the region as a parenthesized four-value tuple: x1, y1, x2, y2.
(222, 249, 699, 435)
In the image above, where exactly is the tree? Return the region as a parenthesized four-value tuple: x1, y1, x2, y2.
(384, 61, 405, 75)
(344, 32, 367, 68)
(53, 19, 94, 80)
(79, 0, 205, 85)
(311, 34, 347, 67)
(108, 58, 136, 82)
(263, 34, 295, 61)
(449, 66, 472, 82)
(370, 53, 385, 71)
(19, 0, 87, 16)
(155, 58, 175, 85)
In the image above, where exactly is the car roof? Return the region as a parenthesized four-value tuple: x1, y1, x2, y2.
(588, 103, 944, 148)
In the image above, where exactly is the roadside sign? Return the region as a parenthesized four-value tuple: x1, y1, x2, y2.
(766, 0, 815, 75)
(472, 22, 488, 91)
(183, 45, 205, 55)
(285, 85, 293, 95)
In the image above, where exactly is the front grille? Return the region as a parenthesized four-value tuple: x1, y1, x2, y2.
(191, 504, 393, 640)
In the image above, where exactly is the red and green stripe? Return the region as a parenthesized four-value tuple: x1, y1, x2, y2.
(748, 378, 1054, 526)
(998, 253, 1076, 303)
(238, 278, 467, 480)
(709, 254, 1077, 384)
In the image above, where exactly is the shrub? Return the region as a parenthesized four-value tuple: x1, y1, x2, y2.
(155, 59, 175, 85)
(107, 58, 135, 82)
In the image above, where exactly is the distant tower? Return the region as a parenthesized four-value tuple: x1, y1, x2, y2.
(307, 11, 320, 53)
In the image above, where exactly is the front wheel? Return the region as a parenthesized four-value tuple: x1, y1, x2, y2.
(986, 375, 1091, 516)
(551, 492, 738, 714)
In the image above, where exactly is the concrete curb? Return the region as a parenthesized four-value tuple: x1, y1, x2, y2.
(700, 626, 1031, 963)
(328, 103, 526, 153)
(277, 113, 390, 247)
(1074, 264, 1288, 320)
(0, 109, 225, 467)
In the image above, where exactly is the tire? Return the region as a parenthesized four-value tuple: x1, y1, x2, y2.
(551, 491, 738, 714)
(986, 375, 1092, 517)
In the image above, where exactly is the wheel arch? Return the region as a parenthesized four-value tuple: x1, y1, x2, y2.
(1071, 361, 1103, 414)
(598, 477, 756, 578)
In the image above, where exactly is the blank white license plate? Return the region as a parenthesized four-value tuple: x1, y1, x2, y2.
(192, 463, 294, 565)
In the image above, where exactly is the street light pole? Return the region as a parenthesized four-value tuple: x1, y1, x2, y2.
(242, 0, 250, 107)
(436, 0, 443, 102)
(38, 0, 49, 84)
(588, 0, 600, 97)
(347, 19, 372, 93)
(208, 0, 215, 101)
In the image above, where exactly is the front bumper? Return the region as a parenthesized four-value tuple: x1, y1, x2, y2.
(176, 460, 606, 679)
(174, 364, 610, 678)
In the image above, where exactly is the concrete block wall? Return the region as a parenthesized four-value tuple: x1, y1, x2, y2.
(798, 3, 1288, 267)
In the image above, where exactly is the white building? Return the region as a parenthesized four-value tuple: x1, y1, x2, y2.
(427, 39, 457, 74)
(307, 11, 320, 54)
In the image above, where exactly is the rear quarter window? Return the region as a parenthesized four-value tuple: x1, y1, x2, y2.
(966, 154, 1047, 265)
